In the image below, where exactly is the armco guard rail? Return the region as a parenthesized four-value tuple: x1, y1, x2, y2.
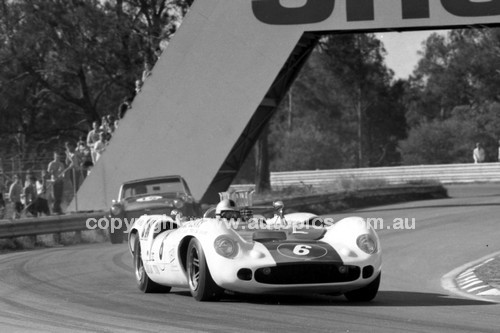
(0, 185, 444, 239)
(254, 185, 446, 212)
(270, 163, 500, 188)
(0, 211, 105, 239)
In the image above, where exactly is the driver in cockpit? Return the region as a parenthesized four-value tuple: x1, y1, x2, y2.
(215, 199, 242, 221)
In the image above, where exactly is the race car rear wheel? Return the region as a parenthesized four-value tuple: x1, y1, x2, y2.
(134, 238, 171, 293)
(187, 238, 223, 301)
(344, 272, 380, 302)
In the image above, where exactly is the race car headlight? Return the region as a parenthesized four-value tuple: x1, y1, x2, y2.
(110, 204, 122, 216)
(214, 236, 238, 259)
(356, 234, 378, 254)
(173, 199, 184, 209)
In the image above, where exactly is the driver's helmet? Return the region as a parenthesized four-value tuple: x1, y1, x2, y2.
(215, 199, 241, 220)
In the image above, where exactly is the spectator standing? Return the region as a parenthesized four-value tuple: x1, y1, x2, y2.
(8, 175, 23, 219)
(0, 173, 5, 219)
(65, 142, 84, 192)
(24, 175, 38, 217)
(76, 140, 92, 178)
(87, 121, 101, 164)
(118, 97, 131, 119)
(47, 151, 65, 214)
(101, 116, 109, 130)
(107, 115, 116, 134)
(100, 117, 113, 142)
(135, 79, 142, 95)
(142, 62, 152, 82)
(24, 169, 34, 187)
(94, 132, 107, 162)
(473, 142, 485, 163)
(497, 140, 500, 162)
(37, 170, 51, 216)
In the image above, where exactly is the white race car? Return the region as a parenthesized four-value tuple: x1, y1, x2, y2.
(128, 191, 382, 302)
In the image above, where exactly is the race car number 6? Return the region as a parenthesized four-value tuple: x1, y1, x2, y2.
(293, 244, 312, 255)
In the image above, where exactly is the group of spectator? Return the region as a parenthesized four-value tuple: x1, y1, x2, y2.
(0, 58, 156, 219)
(85, 114, 119, 166)
(2, 171, 51, 219)
(0, 113, 122, 219)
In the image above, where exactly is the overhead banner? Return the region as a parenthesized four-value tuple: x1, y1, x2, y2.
(251, 0, 500, 29)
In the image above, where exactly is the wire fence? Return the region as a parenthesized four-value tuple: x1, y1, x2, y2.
(1, 157, 52, 183)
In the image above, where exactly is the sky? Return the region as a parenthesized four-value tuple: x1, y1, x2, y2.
(375, 30, 443, 80)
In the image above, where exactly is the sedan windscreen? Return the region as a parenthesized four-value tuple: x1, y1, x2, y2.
(121, 179, 185, 199)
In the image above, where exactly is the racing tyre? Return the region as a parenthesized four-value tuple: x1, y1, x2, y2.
(134, 237, 171, 293)
(344, 273, 380, 302)
(187, 238, 223, 301)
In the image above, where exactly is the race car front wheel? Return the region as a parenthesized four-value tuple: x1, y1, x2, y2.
(187, 238, 223, 301)
(344, 272, 381, 302)
(134, 238, 171, 293)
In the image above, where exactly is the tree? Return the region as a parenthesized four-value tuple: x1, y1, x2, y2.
(0, 0, 190, 173)
(320, 34, 395, 167)
(407, 28, 500, 126)
(399, 118, 475, 165)
(268, 48, 345, 172)
(262, 33, 406, 176)
(400, 27, 500, 164)
(254, 125, 270, 193)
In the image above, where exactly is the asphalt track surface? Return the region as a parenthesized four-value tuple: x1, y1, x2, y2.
(0, 184, 499, 332)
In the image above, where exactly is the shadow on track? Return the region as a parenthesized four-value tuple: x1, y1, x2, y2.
(168, 290, 493, 306)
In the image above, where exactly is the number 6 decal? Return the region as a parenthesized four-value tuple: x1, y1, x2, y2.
(277, 243, 328, 259)
(293, 244, 312, 255)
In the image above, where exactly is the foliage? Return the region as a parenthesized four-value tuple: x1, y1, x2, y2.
(0, 0, 190, 173)
(399, 118, 476, 164)
(406, 28, 500, 126)
(400, 28, 500, 164)
(265, 33, 406, 174)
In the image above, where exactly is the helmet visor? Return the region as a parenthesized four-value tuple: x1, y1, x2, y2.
(220, 210, 241, 220)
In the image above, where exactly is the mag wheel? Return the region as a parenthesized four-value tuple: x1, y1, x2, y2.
(133, 237, 171, 293)
(344, 273, 381, 302)
(187, 238, 223, 301)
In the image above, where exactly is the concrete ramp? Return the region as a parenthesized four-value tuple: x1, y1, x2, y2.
(70, 0, 500, 211)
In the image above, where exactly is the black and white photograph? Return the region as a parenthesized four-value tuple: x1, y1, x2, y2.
(0, 0, 499, 332)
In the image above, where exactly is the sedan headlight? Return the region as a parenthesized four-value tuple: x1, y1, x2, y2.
(173, 199, 184, 209)
(214, 236, 238, 258)
(110, 204, 123, 216)
(356, 234, 378, 254)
